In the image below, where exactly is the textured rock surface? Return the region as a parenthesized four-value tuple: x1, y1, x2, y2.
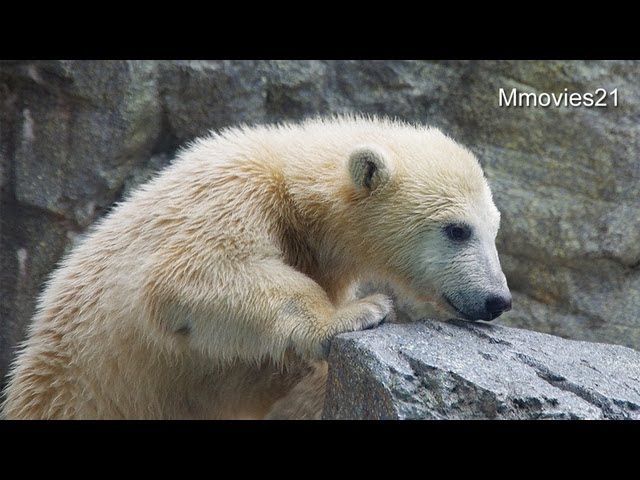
(2, 60, 640, 389)
(323, 321, 640, 419)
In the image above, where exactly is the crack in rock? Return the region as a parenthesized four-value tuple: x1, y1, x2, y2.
(445, 320, 514, 347)
(399, 354, 505, 419)
(514, 353, 635, 420)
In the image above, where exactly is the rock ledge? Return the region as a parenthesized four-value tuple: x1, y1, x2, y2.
(323, 321, 640, 419)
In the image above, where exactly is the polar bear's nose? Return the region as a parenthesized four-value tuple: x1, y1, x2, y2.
(484, 293, 512, 321)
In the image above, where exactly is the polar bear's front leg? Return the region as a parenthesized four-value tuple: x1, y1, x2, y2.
(285, 291, 394, 359)
(146, 258, 393, 364)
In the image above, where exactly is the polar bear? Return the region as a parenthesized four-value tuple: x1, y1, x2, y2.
(2, 116, 511, 419)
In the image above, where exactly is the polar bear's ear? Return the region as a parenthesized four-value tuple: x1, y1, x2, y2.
(348, 145, 391, 194)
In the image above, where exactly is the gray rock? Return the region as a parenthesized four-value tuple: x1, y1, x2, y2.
(159, 60, 268, 141)
(9, 60, 162, 227)
(323, 321, 640, 419)
(263, 60, 331, 120)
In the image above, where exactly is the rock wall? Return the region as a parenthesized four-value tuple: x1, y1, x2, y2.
(1, 60, 639, 389)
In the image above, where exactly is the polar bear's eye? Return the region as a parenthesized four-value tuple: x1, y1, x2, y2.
(444, 223, 472, 242)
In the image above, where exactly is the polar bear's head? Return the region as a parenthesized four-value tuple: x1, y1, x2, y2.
(345, 127, 511, 322)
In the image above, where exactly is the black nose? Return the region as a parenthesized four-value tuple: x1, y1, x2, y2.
(484, 294, 512, 320)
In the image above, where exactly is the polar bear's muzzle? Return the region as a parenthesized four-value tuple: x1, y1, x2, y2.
(444, 289, 512, 322)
